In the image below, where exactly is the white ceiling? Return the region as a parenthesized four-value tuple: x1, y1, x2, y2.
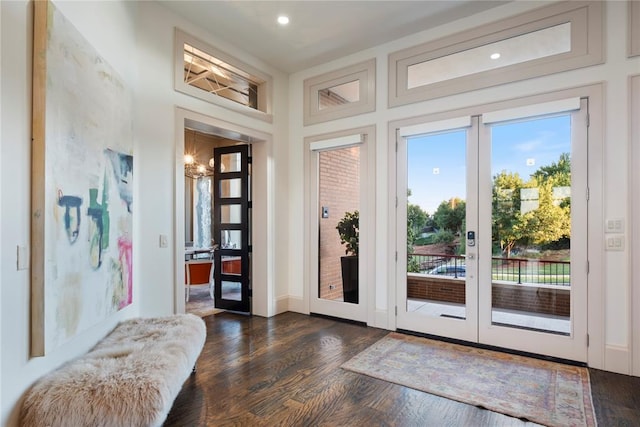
(158, 1, 509, 74)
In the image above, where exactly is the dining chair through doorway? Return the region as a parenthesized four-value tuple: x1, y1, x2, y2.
(185, 259, 214, 302)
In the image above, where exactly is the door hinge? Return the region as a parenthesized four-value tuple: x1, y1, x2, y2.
(395, 140, 398, 152)
(586, 334, 589, 347)
(395, 251, 398, 262)
(395, 306, 398, 316)
(586, 113, 590, 128)
(395, 196, 398, 207)
(586, 260, 589, 274)
(585, 187, 589, 201)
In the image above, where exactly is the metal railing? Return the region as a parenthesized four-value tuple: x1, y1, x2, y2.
(408, 253, 570, 286)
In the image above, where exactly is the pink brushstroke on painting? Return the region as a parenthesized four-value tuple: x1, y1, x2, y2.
(118, 236, 133, 308)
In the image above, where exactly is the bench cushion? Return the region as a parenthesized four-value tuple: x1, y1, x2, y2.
(20, 314, 206, 427)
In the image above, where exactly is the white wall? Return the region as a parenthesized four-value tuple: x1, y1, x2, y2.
(0, 0, 290, 425)
(134, 1, 290, 318)
(288, 1, 640, 374)
(0, 1, 139, 425)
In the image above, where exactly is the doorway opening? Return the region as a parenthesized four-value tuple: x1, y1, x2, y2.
(183, 129, 251, 316)
(175, 109, 271, 318)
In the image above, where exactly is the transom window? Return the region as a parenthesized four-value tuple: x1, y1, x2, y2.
(389, 1, 603, 107)
(175, 29, 273, 122)
(183, 43, 259, 110)
(303, 59, 376, 126)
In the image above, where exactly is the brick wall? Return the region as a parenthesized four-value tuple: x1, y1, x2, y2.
(318, 147, 360, 300)
(407, 274, 570, 317)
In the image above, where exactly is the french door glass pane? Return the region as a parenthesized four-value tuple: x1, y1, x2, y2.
(221, 255, 242, 276)
(221, 204, 242, 224)
(490, 115, 571, 335)
(220, 179, 241, 198)
(220, 152, 241, 173)
(221, 280, 241, 301)
(406, 130, 467, 319)
(219, 230, 242, 249)
(318, 146, 360, 303)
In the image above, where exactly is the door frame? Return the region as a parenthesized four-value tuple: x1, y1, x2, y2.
(174, 108, 273, 317)
(304, 125, 376, 324)
(388, 84, 604, 367)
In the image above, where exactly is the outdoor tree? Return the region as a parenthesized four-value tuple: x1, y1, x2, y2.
(492, 153, 572, 257)
(407, 189, 429, 272)
(433, 198, 465, 234)
(519, 179, 571, 245)
(492, 171, 525, 257)
(532, 152, 570, 186)
(407, 203, 428, 240)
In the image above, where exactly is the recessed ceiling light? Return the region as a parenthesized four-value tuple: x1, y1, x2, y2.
(490, 53, 501, 60)
(277, 15, 289, 25)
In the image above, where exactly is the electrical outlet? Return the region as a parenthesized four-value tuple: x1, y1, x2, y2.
(159, 234, 168, 248)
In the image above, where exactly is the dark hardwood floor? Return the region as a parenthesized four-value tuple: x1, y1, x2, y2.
(165, 312, 640, 427)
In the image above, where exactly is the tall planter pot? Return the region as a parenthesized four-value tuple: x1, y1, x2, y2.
(340, 255, 359, 304)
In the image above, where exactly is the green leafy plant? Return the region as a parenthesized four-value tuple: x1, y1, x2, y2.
(336, 210, 359, 256)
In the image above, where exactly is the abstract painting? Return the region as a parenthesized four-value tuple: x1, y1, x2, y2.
(31, 0, 133, 356)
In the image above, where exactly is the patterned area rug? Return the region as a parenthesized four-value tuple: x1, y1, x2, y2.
(342, 332, 596, 427)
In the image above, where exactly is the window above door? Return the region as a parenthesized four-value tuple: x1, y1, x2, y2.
(389, 1, 603, 107)
(175, 29, 273, 123)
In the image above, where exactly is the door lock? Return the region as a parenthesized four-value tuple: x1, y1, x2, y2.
(467, 231, 476, 247)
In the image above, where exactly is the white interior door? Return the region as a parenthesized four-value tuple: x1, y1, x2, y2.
(396, 98, 589, 362)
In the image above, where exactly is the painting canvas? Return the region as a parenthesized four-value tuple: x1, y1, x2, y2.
(31, 0, 133, 356)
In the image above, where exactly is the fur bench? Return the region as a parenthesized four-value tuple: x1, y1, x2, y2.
(20, 314, 206, 427)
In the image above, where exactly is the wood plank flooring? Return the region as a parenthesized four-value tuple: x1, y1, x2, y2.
(164, 312, 640, 426)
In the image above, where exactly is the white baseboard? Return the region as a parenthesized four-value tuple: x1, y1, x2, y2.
(283, 295, 306, 314)
(604, 344, 631, 374)
(274, 295, 289, 314)
(372, 309, 391, 330)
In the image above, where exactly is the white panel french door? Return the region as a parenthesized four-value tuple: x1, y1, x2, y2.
(396, 98, 589, 362)
(396, 117, 479, 343)
(307, 131, 372, 323)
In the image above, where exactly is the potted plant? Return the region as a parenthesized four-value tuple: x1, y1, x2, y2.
(336, 210, 359, 304)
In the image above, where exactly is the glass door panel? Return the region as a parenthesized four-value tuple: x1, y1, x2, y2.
(318, 146, 360, 304)
(406, 130, 468, 319)
(221, 204, 242, 224)
(219, 179, 242, 198)
(489, 115, 572, 335)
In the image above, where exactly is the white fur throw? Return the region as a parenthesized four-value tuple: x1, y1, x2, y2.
(20, 314, 206, 427)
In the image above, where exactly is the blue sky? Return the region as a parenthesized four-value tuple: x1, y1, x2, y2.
(407, 115, 572, 214)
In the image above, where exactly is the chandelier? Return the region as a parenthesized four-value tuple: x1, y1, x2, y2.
(184, 153, 215, 178)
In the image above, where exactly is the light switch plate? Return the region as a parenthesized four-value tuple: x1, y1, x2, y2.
(17, 246, 29, 270)
(159, 234, 168, 248)
(605, 235, 625, 251)
(605, 218, 625, 233)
